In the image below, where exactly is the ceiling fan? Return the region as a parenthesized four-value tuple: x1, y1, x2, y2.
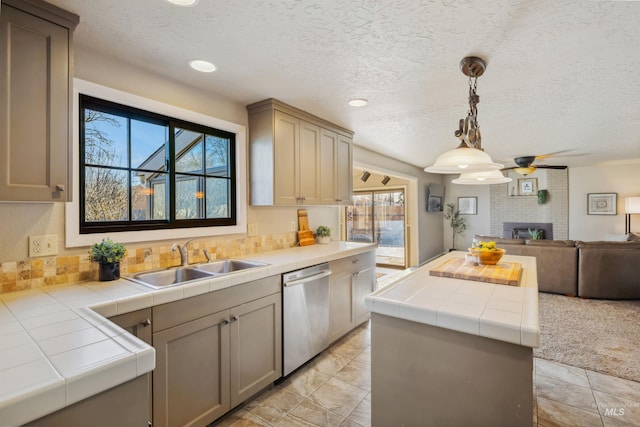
(502, 152, 569, 176)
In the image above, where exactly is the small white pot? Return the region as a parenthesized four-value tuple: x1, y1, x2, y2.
(317, 236, 331, 244)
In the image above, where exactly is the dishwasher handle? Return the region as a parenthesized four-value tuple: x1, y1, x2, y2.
(284, 269, 331, 287)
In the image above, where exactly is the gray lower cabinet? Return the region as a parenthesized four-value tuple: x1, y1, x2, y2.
(108, 309, 153, 424)
(151, 275, 282, 427)
(26, 375, 149, 427)
(328, 250, 376, 342)
(153, 310, 230, 427)
(0, 0, 78, 202)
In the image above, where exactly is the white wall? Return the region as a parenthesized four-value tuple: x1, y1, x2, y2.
(569, 162, 640, 241)
(441, 161, 640, 248)
(443, 175, 491, 250)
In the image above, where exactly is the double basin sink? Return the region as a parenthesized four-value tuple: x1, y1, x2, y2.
(125, 259, 268, 289)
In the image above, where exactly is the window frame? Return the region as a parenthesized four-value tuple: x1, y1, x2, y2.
(66, 79, 247, 248)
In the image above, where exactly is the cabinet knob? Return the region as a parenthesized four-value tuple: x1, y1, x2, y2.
(222, 318, 230, 325)
(352, 259, 360, 264)
(55, 184, 65, 192)
(231, 315, 239, 322)
(140, 319, 151, 327)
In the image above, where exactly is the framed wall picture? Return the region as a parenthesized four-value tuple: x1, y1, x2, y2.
(458, 196, 477, 215)
(587, 193, 617, 215)
(518, 178, 538, 196)
(427, 195, 442, 212)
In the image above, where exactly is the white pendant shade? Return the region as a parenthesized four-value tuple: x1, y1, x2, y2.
(452, 170, 512, 185)
(424, 147, 503, 174)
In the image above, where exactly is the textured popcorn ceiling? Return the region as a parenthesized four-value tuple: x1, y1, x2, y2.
(49, 0, 640, 169)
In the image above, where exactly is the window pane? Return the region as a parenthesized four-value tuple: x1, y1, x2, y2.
(152, 181, 167, 220)
(132, 171, 168, 221)
(205, 135, 229, 177)
(132, 120, 167, 170)
(84, 109, 128, 167)
(176, 128, 203, 174)
(84, 167, 128, 221)
(176, 175, 202, 219)
(206, 178, 229, 218)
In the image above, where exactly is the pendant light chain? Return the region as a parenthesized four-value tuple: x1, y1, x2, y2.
(467, 74, 481, 150)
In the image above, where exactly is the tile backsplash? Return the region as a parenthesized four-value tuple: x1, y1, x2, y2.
(0, 233, 297, 294)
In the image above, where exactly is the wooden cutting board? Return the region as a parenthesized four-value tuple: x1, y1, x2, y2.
(297, 209, 315, 246)
(429, 257, 522, 286)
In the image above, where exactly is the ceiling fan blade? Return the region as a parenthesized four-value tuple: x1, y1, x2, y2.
(535, 165, 568, 169)
(534, 150, 573, 160)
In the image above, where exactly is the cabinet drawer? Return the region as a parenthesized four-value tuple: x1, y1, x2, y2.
(153, 275, 281, 332)
(329, 251, 375, 274)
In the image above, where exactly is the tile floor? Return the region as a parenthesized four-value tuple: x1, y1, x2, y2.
(213, 320, 640, 427)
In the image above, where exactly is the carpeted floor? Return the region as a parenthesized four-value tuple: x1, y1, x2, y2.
(534, 293, 640, 382)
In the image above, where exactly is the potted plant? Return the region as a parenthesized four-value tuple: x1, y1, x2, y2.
(315, 226, 331, 244)
(443, 203, 467, 251)
(89, 238, 126, 281)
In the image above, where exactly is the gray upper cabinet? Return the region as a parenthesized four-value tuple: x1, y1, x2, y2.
(0, 0, 78, 202)
(247, 98, 354, 206)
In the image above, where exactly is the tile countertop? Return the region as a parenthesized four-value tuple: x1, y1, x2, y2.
(365, 251, 539, 348)
(0, 241, 376, 426)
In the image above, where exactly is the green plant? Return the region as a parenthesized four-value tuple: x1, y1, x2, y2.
(443, 203, 467, 250)
(89, 238, 126, 264)
(315, 225, 331, 238)
(528, 228, 543, 240)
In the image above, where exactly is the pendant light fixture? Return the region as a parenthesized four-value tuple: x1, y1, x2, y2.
(452, 170, 512, 185)
(425, 57, 503, 174)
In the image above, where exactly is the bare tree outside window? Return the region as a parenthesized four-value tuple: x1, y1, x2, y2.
(84, 110, 128, 222)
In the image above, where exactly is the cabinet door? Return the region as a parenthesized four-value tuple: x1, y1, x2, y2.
(319, 128, 338, 205)
(329, 269, 355, 343)
(229, 293, 282, 407)
(336, 134, 353, 205)
(153, 311, 230, 427)
(109, 309, 152, 345)
(354, 264, 376, 324)
(273, 110, 299, 205)
(0, 5, 69, 201)
(298, 120, 321, 204)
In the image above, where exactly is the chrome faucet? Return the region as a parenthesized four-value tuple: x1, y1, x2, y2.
(171, 238, 196, 266)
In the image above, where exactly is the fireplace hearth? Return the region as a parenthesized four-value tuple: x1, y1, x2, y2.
(503, 222, 553, 240)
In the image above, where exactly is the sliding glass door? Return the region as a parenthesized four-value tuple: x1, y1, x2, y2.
(346, 189, 406, 268)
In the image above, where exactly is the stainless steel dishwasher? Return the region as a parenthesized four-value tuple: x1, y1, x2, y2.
(282, 262, 331, 376)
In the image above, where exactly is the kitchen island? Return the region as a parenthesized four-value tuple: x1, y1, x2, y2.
(365, 251, 539, 427)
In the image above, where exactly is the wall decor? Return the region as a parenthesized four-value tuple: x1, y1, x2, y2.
(518, 178, 538, 196)
(458, 196, 478, 215)
(428, 195, 442, 212)
(588, 193, 617, 215)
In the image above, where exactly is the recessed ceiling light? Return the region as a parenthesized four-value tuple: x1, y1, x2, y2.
(166, 0, 199, 6)
(188, 59, 216, 73)
(348, 99, 368, 107)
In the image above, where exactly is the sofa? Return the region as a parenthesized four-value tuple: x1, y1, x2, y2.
(474, 235, 640, 300)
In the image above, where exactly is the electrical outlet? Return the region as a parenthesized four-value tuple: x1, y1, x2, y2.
(290, 220, 297, 232)
(247, 223, 259, 236)
(29, 235, 58, 257)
